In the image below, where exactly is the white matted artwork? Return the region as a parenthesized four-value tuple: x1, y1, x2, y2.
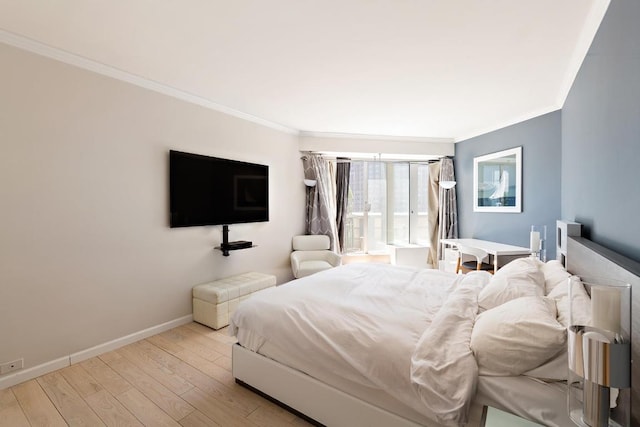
(473, 146, 522, 213)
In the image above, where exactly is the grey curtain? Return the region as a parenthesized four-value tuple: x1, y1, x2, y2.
(302, 154, 339, 251)
(305, 184, 316, 234)
(427, 161, 441, 266)
(335, 159, 351, 253)
(437, 158, 458, 261)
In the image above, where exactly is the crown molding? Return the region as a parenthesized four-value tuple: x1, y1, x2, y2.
(555, 0, 611, 108)
(454, 105, 562, 142)
(0, 29, 298, 135)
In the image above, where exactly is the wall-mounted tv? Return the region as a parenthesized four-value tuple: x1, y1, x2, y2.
(169, 150, 269, 228)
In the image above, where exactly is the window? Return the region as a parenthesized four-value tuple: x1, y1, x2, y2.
(344, 161, 387, 253)
(344, 161, 430, 254)
(413, 163, 430, 245)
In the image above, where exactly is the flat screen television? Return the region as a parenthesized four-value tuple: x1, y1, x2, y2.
(169, 150, 269, 227)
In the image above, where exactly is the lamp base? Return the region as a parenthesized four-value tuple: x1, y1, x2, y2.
(583, 380, 610, 427)
(569, 409, 625, 427)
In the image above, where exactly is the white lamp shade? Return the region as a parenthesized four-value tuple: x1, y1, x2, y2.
(440, 180, 457, 189)
(530, 231, 541, 252)
(304, 179, 317, 187)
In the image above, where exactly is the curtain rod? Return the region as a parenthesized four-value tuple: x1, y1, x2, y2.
(304, 158, 440, 164)
(300, 151, 445, 163)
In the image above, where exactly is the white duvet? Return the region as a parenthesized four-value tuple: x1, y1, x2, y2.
(229, 263, 490, 426)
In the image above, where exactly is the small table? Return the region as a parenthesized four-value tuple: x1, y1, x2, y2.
(440, 238, 531, 273)
(484, 407, 542, 426)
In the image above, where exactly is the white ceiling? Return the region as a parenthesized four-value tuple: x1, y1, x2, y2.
(0, 0, 610, 141)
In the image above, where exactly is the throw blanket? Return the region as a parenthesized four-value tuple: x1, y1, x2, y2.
(411, 273, 486, 426)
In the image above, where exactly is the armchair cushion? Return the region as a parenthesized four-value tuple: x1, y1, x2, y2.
(295, 260, 335, 278)
(292, 235, 331, 251)
(291, 235, 341, 278)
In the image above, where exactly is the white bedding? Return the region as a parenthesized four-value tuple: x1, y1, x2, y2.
(230, 263, 491, 426)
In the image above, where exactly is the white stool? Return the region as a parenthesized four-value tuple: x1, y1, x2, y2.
(192, 272, 276, 329)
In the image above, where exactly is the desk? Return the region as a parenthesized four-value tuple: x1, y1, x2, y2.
(440, 238, 531, 273)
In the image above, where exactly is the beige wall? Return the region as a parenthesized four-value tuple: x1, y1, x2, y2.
(0, 44, 305, 373)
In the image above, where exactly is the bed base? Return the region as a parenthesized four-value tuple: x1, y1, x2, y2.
(232, 344, 487, 426)
(233, 343, 423, 426)
(235, 378, 323, 427)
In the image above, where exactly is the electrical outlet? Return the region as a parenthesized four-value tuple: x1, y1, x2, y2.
(0, 358, 24, 375)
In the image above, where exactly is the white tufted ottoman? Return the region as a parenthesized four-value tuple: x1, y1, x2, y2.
(192, 272, 276, 329)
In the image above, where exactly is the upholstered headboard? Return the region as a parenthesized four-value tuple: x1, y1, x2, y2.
(566, 236, 640, 425)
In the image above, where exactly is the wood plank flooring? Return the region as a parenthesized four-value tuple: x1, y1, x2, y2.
(0, 323, 312, 427)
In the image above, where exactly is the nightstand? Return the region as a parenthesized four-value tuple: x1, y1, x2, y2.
(484, 407, 542, 426)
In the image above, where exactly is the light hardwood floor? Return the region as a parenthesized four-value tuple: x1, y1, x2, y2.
(0, 322, 313, 427)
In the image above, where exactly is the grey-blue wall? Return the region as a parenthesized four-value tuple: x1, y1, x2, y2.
(455, 0, 640, 263)
(455, 111, 562, 260)
(562, 0, 640, 262)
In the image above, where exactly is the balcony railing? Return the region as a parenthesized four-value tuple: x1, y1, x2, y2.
(344, 212, 428, 254)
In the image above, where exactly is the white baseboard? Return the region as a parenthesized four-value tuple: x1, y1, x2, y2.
(0, 356, 70, 390)
(69, 314, 193, 364)
(0, 314, 193, 390)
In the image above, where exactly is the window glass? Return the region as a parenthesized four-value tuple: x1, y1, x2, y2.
(414, 164, 430, 245)
(367, 162, 387, 253)
(345, 162, 365, 253)
(390, 163, 409, 245)
(344, 160, 429, 254)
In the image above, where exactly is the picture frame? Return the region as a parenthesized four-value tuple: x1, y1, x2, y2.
(473, 146, 522, 213)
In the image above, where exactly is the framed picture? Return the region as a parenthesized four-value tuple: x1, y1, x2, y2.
(473, 146, 522, 213)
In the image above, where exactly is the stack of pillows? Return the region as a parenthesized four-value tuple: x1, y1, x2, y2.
(470, 257, 591, 379)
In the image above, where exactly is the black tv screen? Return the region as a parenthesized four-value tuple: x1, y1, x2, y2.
(169, 150, 269, 227)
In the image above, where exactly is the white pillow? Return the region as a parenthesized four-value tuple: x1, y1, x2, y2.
(541, 260, 571, 295)
(523, 348, 568, 381)
(548, 275, 592, 327)
(471, 296, 566, 376)
(478, 257, 545, 310)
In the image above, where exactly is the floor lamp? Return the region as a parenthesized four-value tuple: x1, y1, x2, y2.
(304, 179, 316, 234)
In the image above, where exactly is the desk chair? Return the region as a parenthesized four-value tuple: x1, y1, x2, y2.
(455, 245, 494, 274)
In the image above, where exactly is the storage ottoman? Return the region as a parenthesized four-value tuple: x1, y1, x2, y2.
(192, 272, 276, 329)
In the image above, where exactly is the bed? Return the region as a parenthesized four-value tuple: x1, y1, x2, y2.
(230, 236, 639, 426)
